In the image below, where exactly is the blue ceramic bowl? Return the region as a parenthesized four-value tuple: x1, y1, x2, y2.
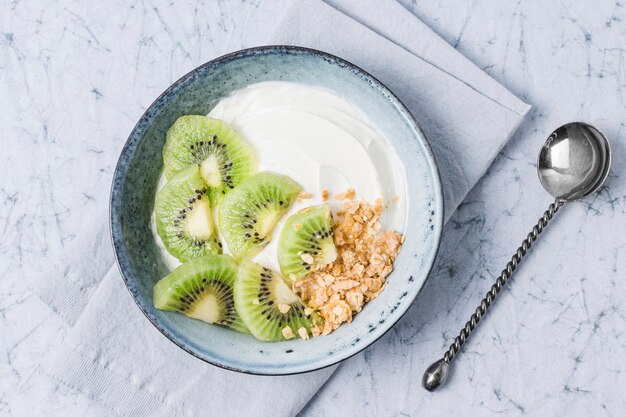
(111, 46, 443, 375)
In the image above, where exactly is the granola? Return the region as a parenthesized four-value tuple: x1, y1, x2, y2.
(334, 188, 355, 201)
(297, 191, 313, 203)
(293, 198, 403, 336)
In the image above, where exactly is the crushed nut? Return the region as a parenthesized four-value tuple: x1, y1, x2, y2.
(293, 223, 303, 231)
(322, 189, 329, 201)
(282, 326, 295, 340)
(278, 303, 291, 314)
(298, 327, 310, 340)
(300, 253, 314, 264)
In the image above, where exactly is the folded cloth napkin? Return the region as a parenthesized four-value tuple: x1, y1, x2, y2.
(33, 0, 530, 416)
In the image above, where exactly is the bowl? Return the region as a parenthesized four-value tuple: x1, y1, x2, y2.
(110, 46, 443, 375)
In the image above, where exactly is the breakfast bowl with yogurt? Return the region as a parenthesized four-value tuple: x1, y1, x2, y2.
(111, 46, 443, 374)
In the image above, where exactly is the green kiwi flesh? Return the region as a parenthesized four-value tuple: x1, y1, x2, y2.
(162, 115, 257, 205)
(234, 260, 319, 341)
(155, 165, 221, 261)
(153, 255, 248, 333)
(218, 171, 302, 261)
(277, 205, 337, 285)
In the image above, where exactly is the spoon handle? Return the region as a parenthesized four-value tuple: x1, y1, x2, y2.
(422, 198, 565, 391)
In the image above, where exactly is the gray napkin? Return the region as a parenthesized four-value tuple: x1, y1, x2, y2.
(33, 1, 529, 416)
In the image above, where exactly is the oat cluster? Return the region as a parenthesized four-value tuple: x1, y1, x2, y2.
(293, 193, 404, 336)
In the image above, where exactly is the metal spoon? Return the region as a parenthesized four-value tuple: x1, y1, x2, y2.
(422, 122, 611, 391)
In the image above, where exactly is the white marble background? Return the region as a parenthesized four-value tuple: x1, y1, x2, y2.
(1, 1, 625, 416)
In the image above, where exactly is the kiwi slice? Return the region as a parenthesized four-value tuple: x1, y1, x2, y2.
(234, 260, 318, 341)
(162, 115, 257, 205)
(155, 165, 221, 262)
(277, 205, 337, 285)
(218, 171, 302, 261)
(153, 255, 248, 333)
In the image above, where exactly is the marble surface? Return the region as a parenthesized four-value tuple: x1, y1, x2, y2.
(1, 1, 625, 416)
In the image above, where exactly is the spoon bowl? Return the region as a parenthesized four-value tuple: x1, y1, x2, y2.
(538, 122, 611, 201)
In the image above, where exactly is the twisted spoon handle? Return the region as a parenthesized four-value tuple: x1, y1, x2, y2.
(422, 198, 565, 391)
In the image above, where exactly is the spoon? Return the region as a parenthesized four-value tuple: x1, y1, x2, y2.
(422, 122, 611, 391)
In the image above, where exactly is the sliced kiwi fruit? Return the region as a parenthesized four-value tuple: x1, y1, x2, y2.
(234, 260, 319, 341)
(162, 115, 257, 205)
(155, 165, 221, 262)
(218, 171, 302, 261)
(278, 205, 337, 285)
(153, 255, 248, 333)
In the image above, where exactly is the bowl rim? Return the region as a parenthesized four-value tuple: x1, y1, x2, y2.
(110, 45, 444, 375)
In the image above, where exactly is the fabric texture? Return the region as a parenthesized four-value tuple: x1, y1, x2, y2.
(32, 0, 530, 416)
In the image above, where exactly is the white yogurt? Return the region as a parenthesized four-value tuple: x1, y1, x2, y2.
(152, 81, 407, 272)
